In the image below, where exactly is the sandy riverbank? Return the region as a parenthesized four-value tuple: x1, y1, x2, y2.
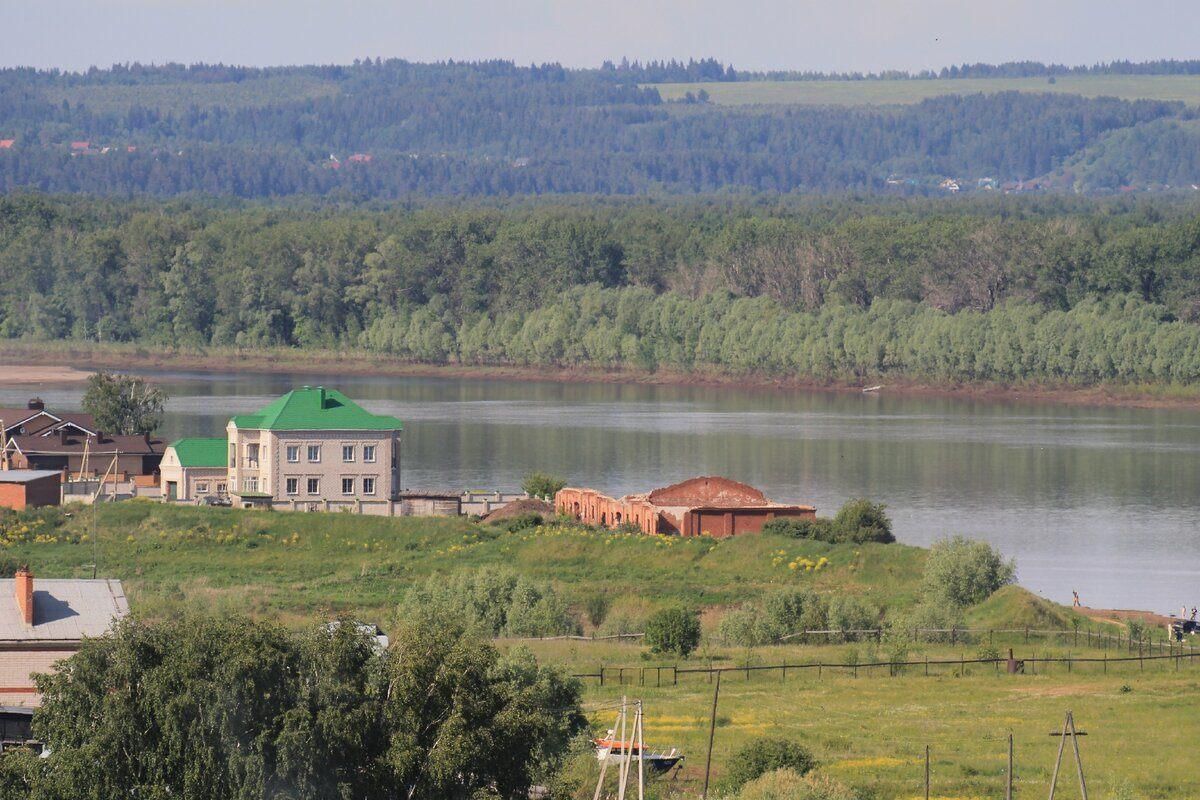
(1, 364, 94, 385)
(2, 343, 1199, 410)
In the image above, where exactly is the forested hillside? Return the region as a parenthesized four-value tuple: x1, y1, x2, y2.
(1, 60, 1199, 196)
(5, 194, 1200, 386)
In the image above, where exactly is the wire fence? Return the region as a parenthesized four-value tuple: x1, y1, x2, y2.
(570, 628, 1200, 686)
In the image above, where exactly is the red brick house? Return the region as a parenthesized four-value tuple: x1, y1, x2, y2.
(0, 471, 61, 510)
(556, 476, 816, 538)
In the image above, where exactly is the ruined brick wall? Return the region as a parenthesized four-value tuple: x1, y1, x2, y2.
(647, 476, 768, 508)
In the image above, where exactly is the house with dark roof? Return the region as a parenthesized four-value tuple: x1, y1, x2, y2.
(2, 429, 163, 479)
(0, 568, 128, 707)
(226, 386, 402, 513)
(159, 438, 229, 502)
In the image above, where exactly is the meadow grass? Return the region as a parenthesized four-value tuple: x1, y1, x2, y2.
(1, 501, 926, 624)
(5, 501, 1189, 797)
(650, 75, 1200, 107)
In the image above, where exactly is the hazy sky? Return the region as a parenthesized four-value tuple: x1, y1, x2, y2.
(4, 1, 1200, 73)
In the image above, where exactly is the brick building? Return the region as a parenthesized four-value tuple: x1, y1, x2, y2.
(0, 569, 128, 707)
(555, 476, 816, 538)
(0, 471, 61, 510)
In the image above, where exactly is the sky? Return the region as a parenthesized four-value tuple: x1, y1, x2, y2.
(4, 0, 1200, 74)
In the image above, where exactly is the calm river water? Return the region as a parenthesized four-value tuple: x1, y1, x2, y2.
(4, 370, 1198, 614)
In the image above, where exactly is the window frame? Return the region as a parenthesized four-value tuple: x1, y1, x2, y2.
(362, 476, 376, 496)
(363, 444, 376, 463)
(341, 476, 355, 495)
(342, 444, 356, 463)
(307, 444, 321, 463)
(286, 445, 300, 463)
(306, 477, 320, 495)
(285, 477, 299, 496)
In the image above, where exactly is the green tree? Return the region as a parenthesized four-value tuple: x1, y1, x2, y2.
(80, 371, 166, 435)
(522, 472, 568, 501)
(832, 499, 894, 544)
(721, 738, 817, 794)
(644, 606, 701, 657)
(921, 536, 1016, 607)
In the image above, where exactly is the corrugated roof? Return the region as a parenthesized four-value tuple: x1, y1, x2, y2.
(169, 437, 227, 467)
(0, 470, 61, 484)
(0, 579, 128, 642)
(231, 387, 402, 431)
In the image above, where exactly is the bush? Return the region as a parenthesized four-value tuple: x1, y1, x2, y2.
(644, 607, 701, 657)
(523, 472, 567, 501)
(403, 567, 579, 637)
(762, 518, 838, 543)
(722, 739, 817, 794)
(825, 595, 878, 642)
(762, 500, 892, 544)
(737, 769, 858, 800)
(921, 536, 1016, 607)
(583, 595, 610, 629)
(886, 600, 966, 644)
(832, 499, 894, 544)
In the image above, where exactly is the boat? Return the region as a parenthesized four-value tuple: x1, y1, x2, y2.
(593, 733, 683, 774)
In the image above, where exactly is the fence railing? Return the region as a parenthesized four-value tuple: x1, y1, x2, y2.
(573, 644, 1200, 685)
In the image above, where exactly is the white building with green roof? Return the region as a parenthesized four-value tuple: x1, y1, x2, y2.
(160, 437, 229, 502)
(226, 386, 403, 514)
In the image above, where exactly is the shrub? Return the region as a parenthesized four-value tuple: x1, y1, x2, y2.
(583, 595, 610, 629)
(832, 499, 894, 544)
(825, 595, 878, 642)
(644, 607, 702, 657)
(523, 472, 568, 501)
(921, 536, 1016, 607)
(403, 567, 579, 637)
(493, 513, 544, 532)
(599, 596, 654, 637)
(886, 600, 966, 644)
(722, 739, 817, 794)
(762, 518, 838, 543)
(737, 769, 858, 800)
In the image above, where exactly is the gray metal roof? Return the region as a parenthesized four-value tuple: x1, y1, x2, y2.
(0, 579, 128, 642)
(0, 470, 61, 484)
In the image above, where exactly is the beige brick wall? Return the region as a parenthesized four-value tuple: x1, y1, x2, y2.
(0, 648, 75, 706)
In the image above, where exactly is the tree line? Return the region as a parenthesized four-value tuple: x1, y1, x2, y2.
(0, 60, 1197, 196)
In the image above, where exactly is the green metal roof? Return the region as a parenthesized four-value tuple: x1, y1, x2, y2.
(169, 437, 228, 467)
(230, 387, 403, 432)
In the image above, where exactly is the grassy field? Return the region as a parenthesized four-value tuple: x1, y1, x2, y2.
(43, 74, 340, 114)
(7, 501, 1191, 797)
(1, 501, 927, 625)
(650, 75, 1200, 106)
(553, 642, 1200, 799)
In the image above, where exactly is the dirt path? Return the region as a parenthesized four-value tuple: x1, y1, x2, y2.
(1076, 606, 1175, 628)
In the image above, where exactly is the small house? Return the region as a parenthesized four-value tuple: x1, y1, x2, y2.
(0, 471, 61, 510)
(160, 438, 228, 502)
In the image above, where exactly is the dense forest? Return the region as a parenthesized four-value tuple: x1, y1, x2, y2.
(1, 60, 1200, 197)
(4, 194, 1200, 385)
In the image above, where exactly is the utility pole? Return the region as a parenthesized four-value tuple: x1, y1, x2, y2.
(701, 671, 722, 800)
(1047, 711, 1088, 800)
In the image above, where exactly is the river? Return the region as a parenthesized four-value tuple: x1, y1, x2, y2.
(4, 370, 1198, 614)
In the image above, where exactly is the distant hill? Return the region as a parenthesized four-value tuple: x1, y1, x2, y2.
(1, 59, 1199, 197)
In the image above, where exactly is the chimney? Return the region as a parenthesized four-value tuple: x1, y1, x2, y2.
(317, 386, 326, 407)
(14, 567, 33, 626)
(27, 398, 44, 411)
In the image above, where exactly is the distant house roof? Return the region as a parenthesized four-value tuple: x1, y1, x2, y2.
(0, 140, 14, 149)
(231, 387, 403, 431)
(0, 471, 61, 484)
(0, 579, 128, 642)
(69, 141, 89, 150)
(168, 437, 227, 468)
(5, 431, 164, 457)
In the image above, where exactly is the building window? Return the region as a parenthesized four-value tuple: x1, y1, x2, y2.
(307, 444, 321, 462)
(246, 443, 259, 468)
(363, 445, 376, 463)
(342, 444, 355, 462)
(195, 482, 209, 494)
(342, 477, 355, 495)
(229, 443, 235, 468)
(307, 477, 320, 495)
(216, 483, 226, 494)
(286, 445, 299, 463)
(243, 477, 258, 493)
(286, 478, 299, 495)
(363, 476, 376, 495)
